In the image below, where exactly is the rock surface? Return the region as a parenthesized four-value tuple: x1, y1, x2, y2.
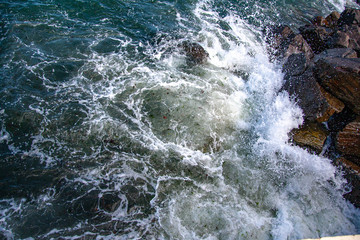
(267, 8, 360, 208)
(181, 41, 209, 64)
(314, 57, 360, 115)
(282, 66, 344, 123)
(336, 117, 360, 159)
(290, 122, 329, 152)
(267, 25, 314, 62)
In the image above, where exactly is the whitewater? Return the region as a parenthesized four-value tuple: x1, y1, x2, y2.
(0, 0, 359, 239)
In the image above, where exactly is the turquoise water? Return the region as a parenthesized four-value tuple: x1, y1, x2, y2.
(1, 0, 360, 239)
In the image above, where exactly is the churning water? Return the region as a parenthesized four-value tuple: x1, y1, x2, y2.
(0, 0, 360, 239)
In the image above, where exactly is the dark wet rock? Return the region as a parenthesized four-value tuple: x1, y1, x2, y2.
(342, 25, 360, 53)
(338, 9, 360, 26)
(284, 34, 314, 62)
(327, 107, 357, 132)
(282, 68, 344, 122)
(334, 156, 360, 208)
(314, 57, 360, 115)
(267, 25, 314, 62)
(327, 30, 350, 48)
(290, 121, 329, 152)
(314, 48, 357, 62)
(282, 53, 307, 76)
(336, 157, 360, 175)
(325, 11, 341, 28)
(181, 41, 209, 64)
(299, 25, 333, 54)
(336, 117, 360, 158)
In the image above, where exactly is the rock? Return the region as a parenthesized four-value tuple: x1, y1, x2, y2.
(314, 57, 360, 114)
(325, 11, 341, 28)
(314, 48, 357, 62)
(267, 25, 314, 62)
(343, 25, 360, 53)
(336, 117, 360, 158)
(312, 16, 328, 26)
(327, 30, 350, 48)
(181, 41, 209, 64)
(282, 67, 344, 122)
(269, 25, 294, 48)
(290, 121, 329, 152)
(284, 34, 314, 62)
(282, 53, 307, 76)
(299, 25, 333, 54)
(336, 157, 360, 175)
(327, 107, 357, 132)
(337, 156, 360, 208)
(338, 8, 360, 26)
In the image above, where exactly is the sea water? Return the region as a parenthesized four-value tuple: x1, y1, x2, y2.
(0, 0, 359, 239)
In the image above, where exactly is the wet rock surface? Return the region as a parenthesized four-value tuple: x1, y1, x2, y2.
(290, 121, 329, 153)
(180, 41, 209, 64)
(268, 7, 360, 208)
(314, 57, 360, 115)
(336, 117, 360, 159)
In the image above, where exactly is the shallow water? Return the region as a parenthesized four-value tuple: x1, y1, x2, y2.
(0, 0, 360, 239)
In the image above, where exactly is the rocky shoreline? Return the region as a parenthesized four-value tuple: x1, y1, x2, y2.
(266, 8, 360, 208)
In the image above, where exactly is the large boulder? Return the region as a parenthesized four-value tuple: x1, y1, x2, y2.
(314, 57, 360, 115)
(282, 65, 344, 122)
(336, 117, 360, 160)
(290, 121, 329, 152)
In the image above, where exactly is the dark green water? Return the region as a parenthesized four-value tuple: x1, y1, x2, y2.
(1, 0, 360, 239)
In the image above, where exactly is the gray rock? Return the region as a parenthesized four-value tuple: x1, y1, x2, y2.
(314, 57, 360, 114)
(282, 68, 344, 122)
(283, 53, 307, 76)
(314, 48, 357, 62)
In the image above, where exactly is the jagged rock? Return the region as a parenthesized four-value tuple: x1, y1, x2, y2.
(299, 25, 333, 54)
(267, 25, 314, 62)
(336, 117, 360, 159)
(290, 121, 329, 152)
(325, 11, 341, 28)
(181, 41, 209, 64)
(314, 57, 360, 114)
(336, 157, 360, 174)
(314, 48, 357, 62)
(327, 107, 357, 132)
(327, 30, 350, 48)
(312, 16, 328, 26)
(283, 53, 307, 76)
(284, 34, 314, 61)
(282, 67, 344, 122)
(338, 9, 360, 26)
(343, 25, 360, 53)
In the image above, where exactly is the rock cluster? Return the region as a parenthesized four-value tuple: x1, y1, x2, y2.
(267, 8, 360, 207)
